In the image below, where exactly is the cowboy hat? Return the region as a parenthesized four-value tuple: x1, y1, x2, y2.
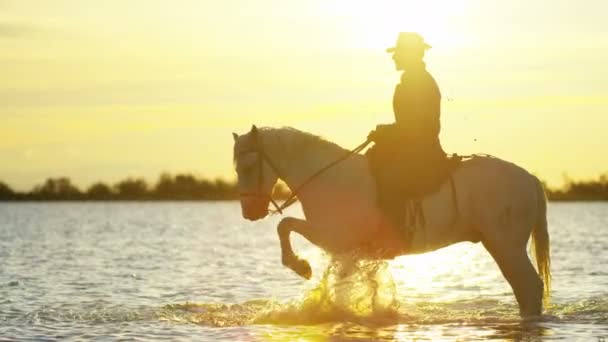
(386, 32, 431, 52)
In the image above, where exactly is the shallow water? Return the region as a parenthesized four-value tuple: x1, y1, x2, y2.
(0, 202, 607, 341)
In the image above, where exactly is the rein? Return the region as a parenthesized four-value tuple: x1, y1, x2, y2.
(239, 130, 372, 215)
(274, 138, 372, 214)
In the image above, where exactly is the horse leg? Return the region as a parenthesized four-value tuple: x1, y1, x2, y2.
(483, 238, 543, 317)
(277, 217, 312, 279)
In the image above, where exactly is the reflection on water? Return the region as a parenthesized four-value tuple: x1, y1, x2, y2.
(0, 202, 607, 341)
(158, 297, 608, 341)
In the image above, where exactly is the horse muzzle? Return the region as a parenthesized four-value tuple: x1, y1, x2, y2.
(241, 199, 269, 221)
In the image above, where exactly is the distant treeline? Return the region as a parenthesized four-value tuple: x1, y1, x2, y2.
(0, 173, 289, 201)
(0, 173, 607, 201)
(544, 174, 608, 201)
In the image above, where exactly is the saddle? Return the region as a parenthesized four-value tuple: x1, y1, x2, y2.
(366, 137, 463, 231)
(419, 153, 463, 196)
(366, 135, 462, 192)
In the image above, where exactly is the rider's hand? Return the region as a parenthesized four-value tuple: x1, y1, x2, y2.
(375, 124, 394, 137)
(368, 123, 396, 142)
(367, 129, 377, 142)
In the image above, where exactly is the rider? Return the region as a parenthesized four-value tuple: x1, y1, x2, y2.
(367, 32, 447, 228)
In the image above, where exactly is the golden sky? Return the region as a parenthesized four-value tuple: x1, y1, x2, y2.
(1, 0, 607, 190)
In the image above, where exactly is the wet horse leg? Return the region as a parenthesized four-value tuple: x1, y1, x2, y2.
(277, 217, 312, 279)
(483, 234, 543, 317)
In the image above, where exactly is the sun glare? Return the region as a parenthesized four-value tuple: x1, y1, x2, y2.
(323, 0, 473, 50)
(388, 243, 486, 301)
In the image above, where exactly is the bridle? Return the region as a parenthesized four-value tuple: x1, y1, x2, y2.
(238, 128, 372, 215)
(237, 128, 286, 214)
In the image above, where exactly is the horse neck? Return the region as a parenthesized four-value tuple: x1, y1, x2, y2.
(262, 129, 347, 191)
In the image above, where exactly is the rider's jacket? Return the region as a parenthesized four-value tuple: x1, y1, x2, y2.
(367, 62, 447, 200)
(393, 62, 441, 144)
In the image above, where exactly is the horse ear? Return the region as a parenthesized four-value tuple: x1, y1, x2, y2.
(251, 124, 257, 133)
(232, 132, 238, 141)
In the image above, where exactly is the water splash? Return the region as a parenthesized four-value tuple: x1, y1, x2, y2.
(256, 259, 400, 325)
(157, 258, 608, 328)
(159, 259, 400, 327)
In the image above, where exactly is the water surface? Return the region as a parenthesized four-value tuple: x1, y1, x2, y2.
(0, 202, 607, 341)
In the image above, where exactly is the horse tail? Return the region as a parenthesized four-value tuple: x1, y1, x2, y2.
(531, 178, 551, 307)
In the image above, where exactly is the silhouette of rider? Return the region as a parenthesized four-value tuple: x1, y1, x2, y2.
(367, 32, 447, 228)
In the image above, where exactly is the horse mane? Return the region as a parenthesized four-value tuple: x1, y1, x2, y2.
(266, 126, 347, 156)
(233, 126, 349, 167)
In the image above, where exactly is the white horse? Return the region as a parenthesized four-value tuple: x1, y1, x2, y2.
(232, 125, 551, 317)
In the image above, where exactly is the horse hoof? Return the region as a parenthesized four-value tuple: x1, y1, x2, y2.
(293, 259, 312, 280)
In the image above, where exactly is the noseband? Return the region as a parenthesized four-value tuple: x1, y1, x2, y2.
(238, 128, 372, 215)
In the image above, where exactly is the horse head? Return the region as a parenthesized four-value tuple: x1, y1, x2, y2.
(232, 125, 280, 221)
